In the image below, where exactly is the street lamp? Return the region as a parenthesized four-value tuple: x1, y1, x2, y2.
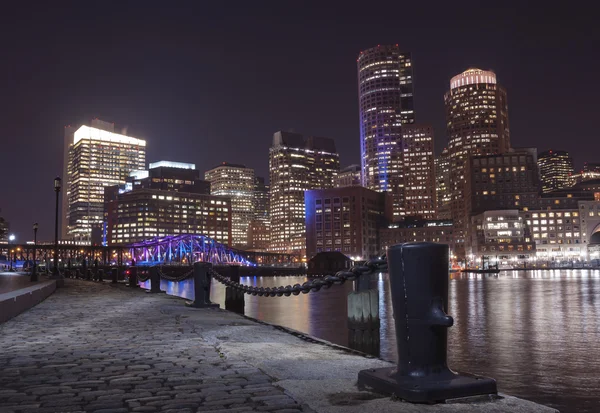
(52, 177, 62, 279)
(31, 223, 39, 281)
(8, 234, 15, 271)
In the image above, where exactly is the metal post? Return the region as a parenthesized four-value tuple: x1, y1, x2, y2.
(31, 224, 38, 281)
(357, 242, 497, 403)
(111, 266, 118, 284)
(147, 266, 164, 293)
(8, 234, 14, 271)
(128, 266, 138, 288)
(52, 178, 60, 276)
(224, 265, 244, 313)
(186, 262, 219, 308)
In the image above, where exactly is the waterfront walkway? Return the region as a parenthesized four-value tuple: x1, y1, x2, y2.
(0, 279, 557, 413)
(0, 272, 35, 294)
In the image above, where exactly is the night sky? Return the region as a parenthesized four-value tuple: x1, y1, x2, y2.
(1, 2, 599, 241)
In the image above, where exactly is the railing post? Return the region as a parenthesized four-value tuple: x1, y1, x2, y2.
(186, 262, 219, 308)
(347, 289, 379, 356)
(147, 266, 164, 294)
(357, 242, 497, 402)
(128, 266, 138, 288)
(224, 265, 244, 313)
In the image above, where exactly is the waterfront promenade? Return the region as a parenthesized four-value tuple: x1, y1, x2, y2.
(0, 279, 557, 413)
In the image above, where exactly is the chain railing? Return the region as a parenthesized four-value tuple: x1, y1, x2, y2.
(156, 265, 194, 282)
(208, 257, 388, 297)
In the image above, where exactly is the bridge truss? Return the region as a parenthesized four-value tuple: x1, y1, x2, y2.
(129, 234, 255, 266)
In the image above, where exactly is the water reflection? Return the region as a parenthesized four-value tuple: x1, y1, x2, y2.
(141, 270, 600, 413)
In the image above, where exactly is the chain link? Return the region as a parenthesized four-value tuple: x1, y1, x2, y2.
(137, 268, 151, 282)
(157, 266, 194, 282)
(208, 257, 388, 297)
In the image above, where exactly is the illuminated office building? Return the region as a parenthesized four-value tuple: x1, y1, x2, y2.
(357, 45, 414, 220)
(269, 131, 339, 254)
(335, 165, 361, 188)
(66, 119, 146, 242)
(402, 124, 436, 219)
(253, 176, 269, 220)
(468, 149, 540, 215)
(305, 186, 392, 260)
(445, 68, 510, 255)
(380, 219, 455, 253)
(104, 162, 229, 245)
(435, 148, 452, 220)
(469, 210, 535, 263)
(248, 176, 270, 250)
(205, 163, 255, 248)
(538, 150, 574, 193)
(0, 214, 8, 243)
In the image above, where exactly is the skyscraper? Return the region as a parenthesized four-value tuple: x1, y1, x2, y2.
(445, 68, 510, 254)
(305, 186, 392, 260)
(402, 124, 436, 219)
(205, 163, 255, 248)
(269, 131, 339, 254)
(335, 165, 361, 188)
(0, 213, 8, 243)
(104, 162, 230, 245)
(435, 148, 452, 220)
(538, 150, 575, 193)
(247, 176, 270, 251)
(66, 119, 146, 241)
(357, 45, 414, 220)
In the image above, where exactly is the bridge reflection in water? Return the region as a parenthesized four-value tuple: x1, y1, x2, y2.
(141, 269, 600, 413)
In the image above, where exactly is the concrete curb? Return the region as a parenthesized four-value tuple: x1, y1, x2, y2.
(0, 280, 56, 323)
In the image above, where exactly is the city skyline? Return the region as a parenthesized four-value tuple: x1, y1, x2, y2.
(2, 3, 599, 240)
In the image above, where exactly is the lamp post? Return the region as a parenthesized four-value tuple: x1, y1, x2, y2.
(8, 234, 15, 271)
(31, 223, 38, 281)
(52, 177, 62, 278)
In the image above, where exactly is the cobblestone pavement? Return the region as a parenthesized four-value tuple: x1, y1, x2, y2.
(0, 279, 309, 413)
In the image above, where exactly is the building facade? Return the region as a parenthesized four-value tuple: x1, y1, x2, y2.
(305, 186, 392, 260)
(379, 219, 454, 252)
(357, 45, 414, 220)
(469, 149, 540, 215)
(66, 121, 146, 242)
(469, 210, 535, 266)
(0, 214, 8, 243)
(402, 124, 436, 219)
(335, 164, 361, 188)
(445, 68, 510, 255)
(248, 176, 270, 251)
(435, 148, 452, 220)
(269, 131, 339, 254)
(104, 163, 230, 245)
(538, 150, 574, 193)
(522, 208, 581, 261)
(205, 163, 255, 248)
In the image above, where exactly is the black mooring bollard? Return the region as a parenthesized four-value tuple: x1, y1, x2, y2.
(128, 266, 138, 288)
(186, 262, 219, 308)
(357, 242, 497, 403)
(111, 267, 118, 284)
(147, 267, 164, 294)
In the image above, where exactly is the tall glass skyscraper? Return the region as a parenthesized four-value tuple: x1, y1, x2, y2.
(66, 120, 146, 242)
(357, 45, 414, 220)
(445, 68, 510, 255)
(269, 131, 339, 254)
(538, 150, 574, 193)
(205, 163, 256, 248)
